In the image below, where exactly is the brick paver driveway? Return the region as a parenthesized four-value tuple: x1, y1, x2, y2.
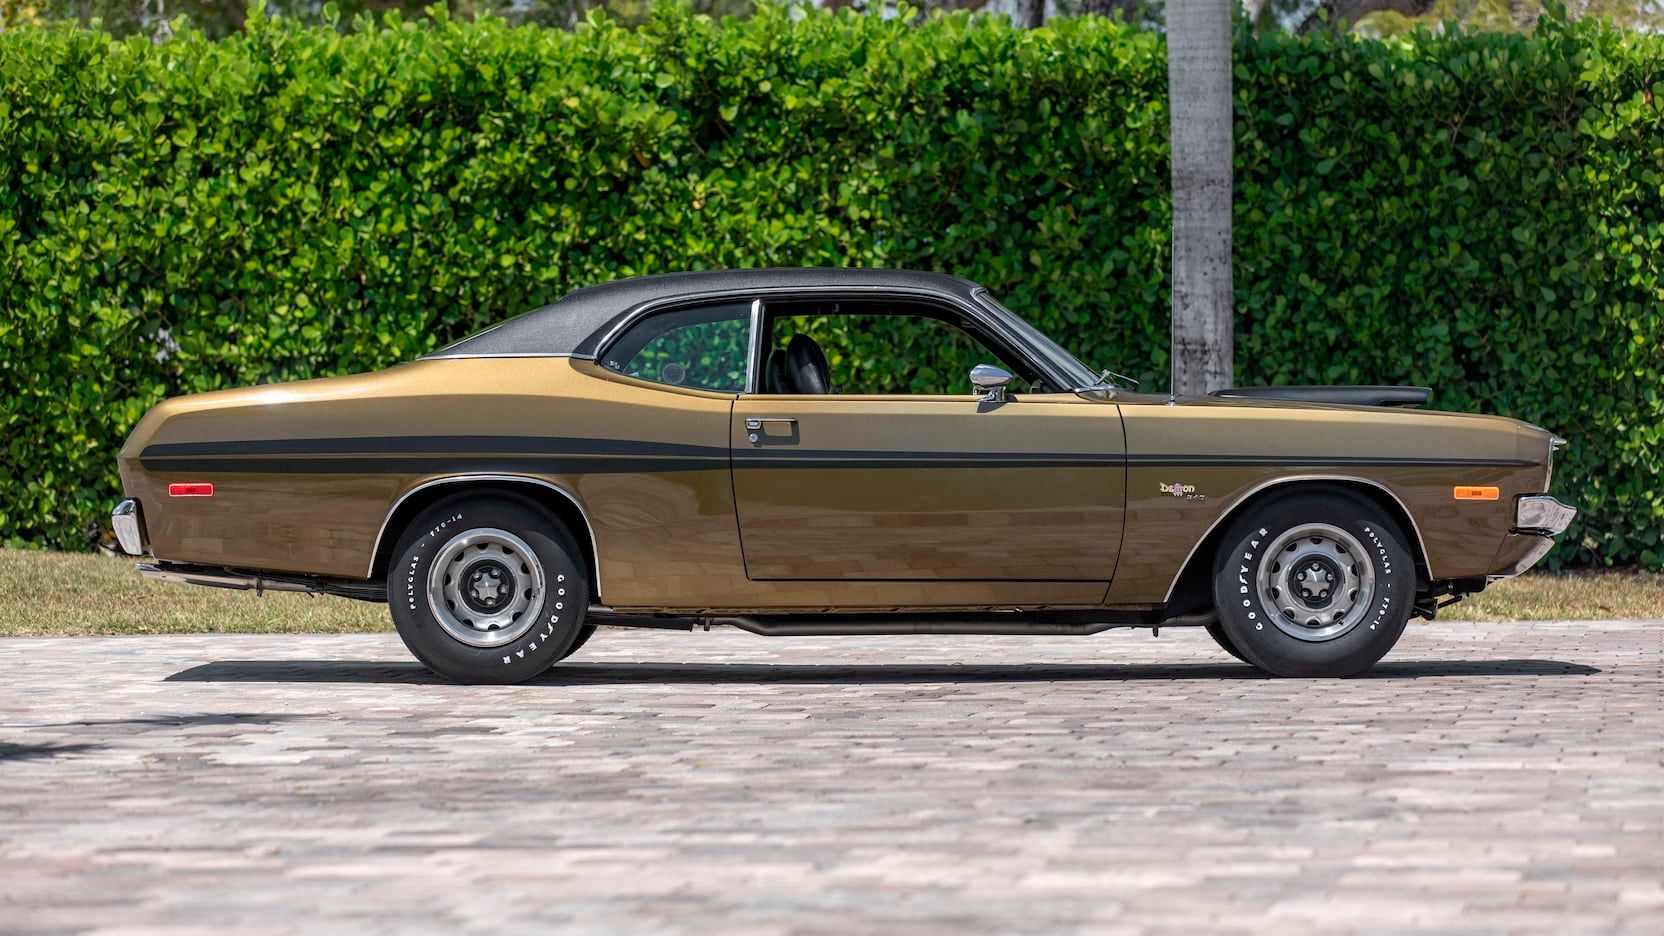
(2, 620, 1660, 933)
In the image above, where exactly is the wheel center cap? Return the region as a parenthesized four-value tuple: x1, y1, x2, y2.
(1289, 558, 1339, 608)
(461, 560, 514, 614)
(472, 569, 503, 605)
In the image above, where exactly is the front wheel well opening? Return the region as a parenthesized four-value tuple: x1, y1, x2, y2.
(370, 479, 601, 603)
(1165, 479, 1431, 616)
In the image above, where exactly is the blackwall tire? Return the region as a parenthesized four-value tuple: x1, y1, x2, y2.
(1212, 491, 1415, 677)
(387, 493, 590, 684)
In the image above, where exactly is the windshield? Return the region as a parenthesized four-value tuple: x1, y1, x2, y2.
(970, 289, 1101, 390)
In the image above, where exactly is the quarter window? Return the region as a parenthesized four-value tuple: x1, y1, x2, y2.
(602, 302, 751, 393)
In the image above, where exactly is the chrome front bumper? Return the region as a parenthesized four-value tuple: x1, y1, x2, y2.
(112, 499, 147, 556)
(1491, 495, 1578, 578)
(1514, 495, 1577, 536)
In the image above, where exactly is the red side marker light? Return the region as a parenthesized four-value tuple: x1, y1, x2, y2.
(168, 483, 215, 497)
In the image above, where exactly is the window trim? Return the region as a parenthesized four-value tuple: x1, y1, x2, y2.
(968, 288, 1101, 391)
(744, 298, 766, 394)
(596, 299, 755, 395)
(589, 285, 1078, 398)
(578, 360, 750, 400)
(758, 296, 1038, 394)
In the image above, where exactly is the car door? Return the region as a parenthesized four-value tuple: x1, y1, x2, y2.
(729, 303, 1126, 583)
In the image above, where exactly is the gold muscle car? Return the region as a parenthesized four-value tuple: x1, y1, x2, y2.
(112, 269, 1577, 682)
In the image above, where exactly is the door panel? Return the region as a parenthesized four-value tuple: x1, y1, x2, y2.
(730, 395, 1126, 581)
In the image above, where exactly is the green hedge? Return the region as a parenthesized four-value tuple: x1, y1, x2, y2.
(1, 6, 1660, 568)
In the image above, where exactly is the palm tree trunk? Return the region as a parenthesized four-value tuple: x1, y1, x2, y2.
(1013, 0, 1046, 28)
(1166, 0, 1234, 395)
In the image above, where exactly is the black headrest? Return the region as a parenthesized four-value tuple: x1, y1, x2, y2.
(785, 334, 831, 394)
(764, 348, 789, 394)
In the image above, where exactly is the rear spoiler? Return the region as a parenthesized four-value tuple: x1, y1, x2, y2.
(1210, 386, 1431, 408)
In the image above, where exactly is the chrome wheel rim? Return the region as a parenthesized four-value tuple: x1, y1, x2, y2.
(1255, 523, 1375, 643)
(426, 528, 544, 648)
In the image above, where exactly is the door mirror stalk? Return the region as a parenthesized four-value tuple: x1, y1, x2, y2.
(970, 364, 1013, 404)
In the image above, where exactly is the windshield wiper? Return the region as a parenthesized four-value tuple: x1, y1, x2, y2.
(1093, 369, 1140, 391)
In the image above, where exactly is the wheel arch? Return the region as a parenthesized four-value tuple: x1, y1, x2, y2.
(1162, 476, 1431, 614)
(369, 475, 602, 601)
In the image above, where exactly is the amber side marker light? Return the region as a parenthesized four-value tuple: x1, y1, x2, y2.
(1453, 485, 1500, 501)
(168, 483, 215, 497)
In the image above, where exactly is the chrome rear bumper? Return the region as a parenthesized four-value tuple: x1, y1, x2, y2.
(1514, 495, 1577, 536)
(112, 499, 146, 556)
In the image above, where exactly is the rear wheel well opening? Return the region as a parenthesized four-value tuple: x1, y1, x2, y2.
(371, 479, 602, 602)
(1165, 479, 1431, 616)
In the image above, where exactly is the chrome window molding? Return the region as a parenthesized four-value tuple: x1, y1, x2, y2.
(581, 365, 748, 399)
(589, 298, 754, 396)
(589, 284, 1080, 395)
(590, 284, 915, 362)
(423, 352, 596, 361)
(1159, 475, 1433, 605)
(369, 474, 604, 599)
(968, 288, 1101, 390)
(950, 290, 1083, 392)
(744, 298, 766, 394)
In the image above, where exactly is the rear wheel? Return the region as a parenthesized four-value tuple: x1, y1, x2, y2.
(1212, 491, 1415, 677)
(387, 493, 590, 684)
(1204, 622, 1248, 663)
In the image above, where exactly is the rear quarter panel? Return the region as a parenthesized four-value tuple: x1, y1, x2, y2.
(119, 359, 743, 600)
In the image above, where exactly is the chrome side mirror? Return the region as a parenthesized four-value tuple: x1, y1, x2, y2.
(970, 364, 1012, 403)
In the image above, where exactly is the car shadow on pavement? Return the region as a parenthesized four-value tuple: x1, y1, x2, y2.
(166, 658, 1602, 686)
(0, 715, 311, 763)
(0, 742, 103, 762)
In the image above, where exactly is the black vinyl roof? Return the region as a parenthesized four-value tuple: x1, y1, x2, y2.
(427, 268, 983, 359)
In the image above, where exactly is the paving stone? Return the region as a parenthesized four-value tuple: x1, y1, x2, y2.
(0, 620, 1659, 933)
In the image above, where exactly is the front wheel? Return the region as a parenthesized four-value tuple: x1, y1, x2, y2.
(557, 624, 598, 662)
(1212, 491, 1415, 677)
(387, 493, 590, 684)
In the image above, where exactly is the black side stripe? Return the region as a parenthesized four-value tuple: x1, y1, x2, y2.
(142, 435, 731, 460)
(139, 456, 724, 475)
(138, 453, 1115, 474)
(141, 436, 731, 474)
(1126, 454, 1537, 469)
(732, 450, 1121, 469)
(140, 437, 1537, 474)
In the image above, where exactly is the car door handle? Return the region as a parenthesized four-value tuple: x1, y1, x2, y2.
(744, 417, 798, 444)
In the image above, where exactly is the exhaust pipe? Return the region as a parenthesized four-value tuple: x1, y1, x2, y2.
(136, 561, 386, 602)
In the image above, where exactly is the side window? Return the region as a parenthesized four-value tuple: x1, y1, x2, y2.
(768, 312, 1032, 396)
(602, 302, 751, 392)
